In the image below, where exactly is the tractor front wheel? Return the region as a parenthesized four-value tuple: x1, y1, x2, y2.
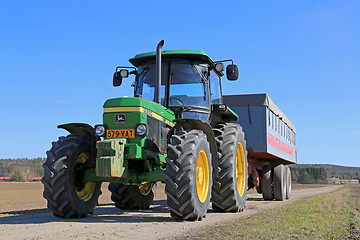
(165, 129, 212, 221)
(42, 134, 101, 218)
(108, 182, 154, 210)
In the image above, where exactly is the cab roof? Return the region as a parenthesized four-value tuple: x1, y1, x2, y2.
(129, 50, 216, 68)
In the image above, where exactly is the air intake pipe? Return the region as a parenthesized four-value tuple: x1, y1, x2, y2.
(155, 40, 164, 104)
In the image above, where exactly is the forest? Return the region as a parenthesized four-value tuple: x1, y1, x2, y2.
(290, 164, 360, 184)
(1, 158, 359, 183)
(0, 158, 45, 181)
(290, 166, 328, 184)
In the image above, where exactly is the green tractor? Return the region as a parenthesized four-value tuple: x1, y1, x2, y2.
(42, 40, 248, 221)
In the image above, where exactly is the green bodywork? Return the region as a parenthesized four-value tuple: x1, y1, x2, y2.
(83, 97, 175, 184)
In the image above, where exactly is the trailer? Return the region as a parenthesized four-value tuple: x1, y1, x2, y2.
(224, 93, 296, 200)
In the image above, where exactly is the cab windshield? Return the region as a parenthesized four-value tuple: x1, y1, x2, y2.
(135, 61, 209, 108)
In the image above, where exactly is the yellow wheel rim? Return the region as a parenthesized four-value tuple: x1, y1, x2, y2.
(196, 150, 210, 203)
(138, 182, 153, 196)
(75, 152, 96, 202)
(236, 142, 246, 197)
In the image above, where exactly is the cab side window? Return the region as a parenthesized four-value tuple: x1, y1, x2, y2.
(209, 70, 222, 104)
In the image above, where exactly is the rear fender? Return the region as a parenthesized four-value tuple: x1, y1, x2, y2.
(174, 119, 219, 178)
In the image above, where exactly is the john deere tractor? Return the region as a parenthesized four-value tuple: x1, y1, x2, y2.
(42, 40, 248, 221)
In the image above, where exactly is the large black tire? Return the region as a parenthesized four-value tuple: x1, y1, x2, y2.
(285, 165, 291, 199)
(261, 165, 274, 200)
(165, 129, 212, 221)
(108, 182, 154, 210)
(212, 123, 248, 212)
(42, 135, 101, 218)
(274, 164, 286, 201)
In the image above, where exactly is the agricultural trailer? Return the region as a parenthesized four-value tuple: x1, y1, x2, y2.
(223, 94, 296, 200)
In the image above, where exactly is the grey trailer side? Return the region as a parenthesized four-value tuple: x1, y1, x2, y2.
(224, 94, 296, 199)
(223, 93, 296, 165)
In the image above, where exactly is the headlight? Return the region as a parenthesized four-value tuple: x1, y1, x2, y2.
(120, 69, 129, 78)
(95, 125, 105, 137)
(136, 124, 147, 136)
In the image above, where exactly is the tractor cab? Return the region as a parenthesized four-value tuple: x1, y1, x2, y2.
(134, 59, 211, 120)
(114, 48, 239, 123)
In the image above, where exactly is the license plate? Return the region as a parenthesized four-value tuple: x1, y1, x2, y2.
(106, 129, 135, 139)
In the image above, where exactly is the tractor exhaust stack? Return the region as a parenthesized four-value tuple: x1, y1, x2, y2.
(156, 40, 164, 104)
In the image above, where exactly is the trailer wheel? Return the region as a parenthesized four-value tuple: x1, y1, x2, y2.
(274, 164, 286, 201)
(285, 166, 291, 199)
(212, 123, 248, 212)
(165, 129, 212, 221)
(261, 165, 274, 200)
(42, 135, 101, 218)
(108, 182, 154, 210)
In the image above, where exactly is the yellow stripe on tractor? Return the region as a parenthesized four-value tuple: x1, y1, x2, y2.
(104, 107, 175, 127)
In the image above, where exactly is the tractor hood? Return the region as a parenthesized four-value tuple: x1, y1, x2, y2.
(103, 97, 175, 126)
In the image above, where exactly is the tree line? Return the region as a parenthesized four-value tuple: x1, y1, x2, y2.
(290, 164, 360, 183)
(1, 159, 359, 184)
(0, 158, 45, 182)
(290, 167, 328, 184)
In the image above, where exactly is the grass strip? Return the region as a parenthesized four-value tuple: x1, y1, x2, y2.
(179, 186, 360, 240)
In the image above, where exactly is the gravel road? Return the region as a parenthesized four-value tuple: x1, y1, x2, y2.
(0, 183, 341, 240)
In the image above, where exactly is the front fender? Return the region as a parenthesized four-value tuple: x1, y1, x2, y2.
(58, 123, 98, 139)
(57, 123, 100, 168)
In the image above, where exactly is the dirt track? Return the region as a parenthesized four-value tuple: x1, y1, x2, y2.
(0, 182, 341, 240)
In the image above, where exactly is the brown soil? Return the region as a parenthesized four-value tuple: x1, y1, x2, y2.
(0, 182, 167, 218)
(0, 182, 49, 217)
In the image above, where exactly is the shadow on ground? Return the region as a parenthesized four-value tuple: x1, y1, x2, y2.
(0, 194, 271, 225)
(0, 200, 174, 225)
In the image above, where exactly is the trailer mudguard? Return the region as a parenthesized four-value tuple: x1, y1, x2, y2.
(174, 119, 219, 177)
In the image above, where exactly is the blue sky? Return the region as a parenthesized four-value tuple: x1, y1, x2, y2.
(0, 1, 359, 167)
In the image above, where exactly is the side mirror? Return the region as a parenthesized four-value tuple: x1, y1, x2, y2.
(113, 69, 129, 87)
(226, 64, 239, 81)
(113, 72, 122, 87)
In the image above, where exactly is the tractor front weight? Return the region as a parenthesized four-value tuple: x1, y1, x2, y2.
(80, 138, 167, 185)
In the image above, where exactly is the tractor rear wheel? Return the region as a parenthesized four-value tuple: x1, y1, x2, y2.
(261, 165, 274, 200)
(165, 129, 212, 221)
(108, 182, 154, 210)
(42, 134, 101, 218)
(274, 164, 286, 201)
(212, 123, 248, 212)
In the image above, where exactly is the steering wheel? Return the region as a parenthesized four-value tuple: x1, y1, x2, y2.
(170, 96, 184, 105)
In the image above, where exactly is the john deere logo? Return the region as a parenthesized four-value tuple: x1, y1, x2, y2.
(115, 114, 126, 124)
